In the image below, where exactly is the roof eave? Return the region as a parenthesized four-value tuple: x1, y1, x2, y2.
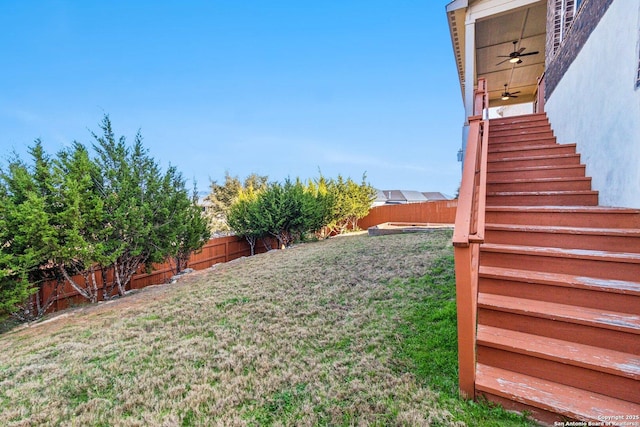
(446, 2, 468, 102)
(446, 0, 468, 13)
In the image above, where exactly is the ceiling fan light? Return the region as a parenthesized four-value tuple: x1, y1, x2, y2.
(501, 94, 510, 100)
(509, 57, 520, 63)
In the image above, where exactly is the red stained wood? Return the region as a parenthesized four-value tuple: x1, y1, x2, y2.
(464, 112, 640, 423)
(486, 190, 599, 206)
(478, 293, 640, 335)
(486, 206, 640, 228)
(477, 325, 640, 381)
(357, 200, 457, 230)
(476, 364, 640, 424)
(489, 113, 548, 127)
(480, 243, 640, 281)
(479, 266, 640, 313)
(488, 143, 576, 159)
(487, 177, 593, 192)
(484, 223, 640, 252)
(488, 153, 582, 170)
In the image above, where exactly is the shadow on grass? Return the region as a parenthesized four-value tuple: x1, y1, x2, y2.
(0, 317, 21, 335)
(392, 254, 538, 426)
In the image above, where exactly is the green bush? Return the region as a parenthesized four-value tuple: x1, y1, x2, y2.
(226, 174, 376, 249)
(0, 116, 210, 319)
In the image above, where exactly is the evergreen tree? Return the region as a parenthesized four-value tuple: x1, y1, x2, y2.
(205, 172, 268, 233)
(307, 175, 336, 239)
(326, 174, 376, 234)
(0, 116, 212, 318)
(172, 184, 211, 274)
(204, 172, 242, 233)
(92, 115, 209, 296)
(227, 186, 265, 255)
(0, 163, 41, 317)
(225, 172, 375, 253)
(51, 142, 107, 303)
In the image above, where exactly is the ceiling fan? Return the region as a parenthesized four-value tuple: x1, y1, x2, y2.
(501, 84, 520, 100)
(497, 41, 539, 66)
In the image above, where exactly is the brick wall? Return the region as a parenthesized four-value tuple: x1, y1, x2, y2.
(545, 0, 614, 98)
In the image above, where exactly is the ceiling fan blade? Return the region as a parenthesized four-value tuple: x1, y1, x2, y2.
(511, 94, 519, 98)
(516, 47, 526, 54)
(496, 58, 511, 66)
(519, 51, 540, 57)
(511, 91, 521, 95)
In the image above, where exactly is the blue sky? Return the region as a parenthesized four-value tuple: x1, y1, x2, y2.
(1, 1, 464, 196)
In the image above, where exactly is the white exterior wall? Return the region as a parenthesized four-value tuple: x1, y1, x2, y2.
(545, 0, 640, 208)
(488, 102, 535, 118)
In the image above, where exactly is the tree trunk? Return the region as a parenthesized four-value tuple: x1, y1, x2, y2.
(245, 235, 256, 256)
(37, 281, 62, 318)
(113, 259, 126, 297)
(60, 266, 92, 301)
(90, 267, 99, 303)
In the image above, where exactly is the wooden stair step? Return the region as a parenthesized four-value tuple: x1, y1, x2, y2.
(486, 206, 640, 228)
(489, 129, 554, 141)
(478, 344, 639, 405)
(480, 265, 640, 296)
(486, 190, 599, 206)
(480, 305, 638, 353)
(489, 120, 550, 131)
(489, 134, 557, 144)
(489, 116, 551, 129)
(488, 143, 575, 159)
(487, 164, 587, 180)
(478, 293, 640, 334)
(489, 113, 548, 127)
(488, 154, 581, 171)
(487, 177, 592, 192)
(489, 127, 553, 136)
(489, 127, 551, 138)
(479, 266, 640, 313)
(489, 118, 549, 129)
(488, 136, 557, 149)
(484, 223, 640, 252)
(476, 364, 640, 424)
(477, 325, 640, 380)
(481, 243, 640, 264)
(480, 243, 640, 281)
(487, 177, 591, 184)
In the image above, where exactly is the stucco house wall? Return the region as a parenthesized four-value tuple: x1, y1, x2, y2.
(545, 0, 640, 208)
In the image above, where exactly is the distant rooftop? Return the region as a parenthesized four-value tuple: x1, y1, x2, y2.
(374, 190, 451, 206)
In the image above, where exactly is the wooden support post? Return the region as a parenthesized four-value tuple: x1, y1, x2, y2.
(454, 245, 478, 398)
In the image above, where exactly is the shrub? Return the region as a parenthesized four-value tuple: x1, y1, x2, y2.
(0, 116, 210, 319)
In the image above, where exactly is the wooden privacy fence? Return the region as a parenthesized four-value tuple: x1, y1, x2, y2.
(357, 200, 458, 230)
(36, 199, 457, 314)
(37, 235, 270, 313)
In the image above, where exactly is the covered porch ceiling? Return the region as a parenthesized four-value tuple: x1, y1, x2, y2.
(447, 0, 547, 107)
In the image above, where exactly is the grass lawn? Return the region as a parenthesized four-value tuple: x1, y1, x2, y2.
(0, 230, 536, 426)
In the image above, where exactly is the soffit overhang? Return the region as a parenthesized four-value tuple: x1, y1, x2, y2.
(446, 0, 547, 107)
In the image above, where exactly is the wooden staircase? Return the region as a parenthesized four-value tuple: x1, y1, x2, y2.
(474, 113, 640, 425)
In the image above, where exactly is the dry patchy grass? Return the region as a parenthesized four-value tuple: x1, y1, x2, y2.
(0, 230, 497, 426)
